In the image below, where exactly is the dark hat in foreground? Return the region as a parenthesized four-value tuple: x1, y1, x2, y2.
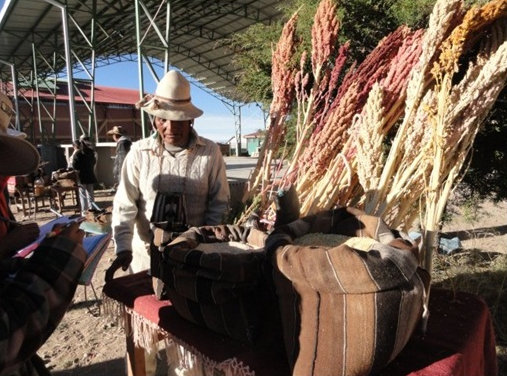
(0, 93, 40, 176)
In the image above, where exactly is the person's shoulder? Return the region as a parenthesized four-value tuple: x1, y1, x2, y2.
(196, 137, 223, 156)
(132, 136, 151, 147)
(73, 149, 85, 159)
(196, 135, 220, 149)
(129, 135, 159, 154)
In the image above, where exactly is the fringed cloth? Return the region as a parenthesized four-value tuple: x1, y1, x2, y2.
(103, 271, 498, 376)
(102, 271, 290, 376)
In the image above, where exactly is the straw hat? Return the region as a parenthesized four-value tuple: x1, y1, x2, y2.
(107, 125, 125, 136)
(0, 93, 40, 176)
(136, 70, 203, 121)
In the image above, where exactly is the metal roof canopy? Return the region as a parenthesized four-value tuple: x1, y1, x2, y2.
(0, 0, 281, 149)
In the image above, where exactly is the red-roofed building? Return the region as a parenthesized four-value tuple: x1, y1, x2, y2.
(5, 80, 144, 144)
(2, 81, 145, 188)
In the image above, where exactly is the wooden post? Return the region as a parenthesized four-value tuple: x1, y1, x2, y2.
(125, 312, 147, 376)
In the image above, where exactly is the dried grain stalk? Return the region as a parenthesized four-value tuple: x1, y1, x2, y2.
(421, 18, 507, 271)
(366, 0, 465, 218)
(240, 11, 299, 211)
(237, 0, 507, 263)
(287, 1, 345, 178)
(311, 0, 340, 78)
(354, 83, 386, 211)
(239, 1, 343, 222)
(295, 26, 424, 215)
(293, 26, 416, 195)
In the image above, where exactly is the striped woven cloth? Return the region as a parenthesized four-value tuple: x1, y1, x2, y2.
(156, 225, 274, 343)
(265, 207, 430, 376)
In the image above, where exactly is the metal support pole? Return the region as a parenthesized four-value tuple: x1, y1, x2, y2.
(90, 0, 97, 143)
(256, 103, 268, 130)
(32, 43, 44, 140)
(135, 0, 148, 138)
(9, 64, 19, 130)
(135, 0, 173, 138)
(0, 60, 20, 130)
(164, 1, 171, 73)
(221, 101, 244, 156)
(233, 104, 242, 156)
(44, 0, 77, 142)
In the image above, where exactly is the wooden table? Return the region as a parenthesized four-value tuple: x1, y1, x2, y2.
(51, 185, 81, 214)
(103, 272, 498, 376)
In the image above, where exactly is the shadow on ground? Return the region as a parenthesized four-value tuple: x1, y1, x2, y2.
(51, 358, 124, 376)
(443, 224, 507, 241)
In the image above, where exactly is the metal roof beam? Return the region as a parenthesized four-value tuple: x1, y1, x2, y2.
(170, 45, 235, 84)
(7, 3, 53, 59)
(0, 0, 284, 140)
(172, 0, 277, 26)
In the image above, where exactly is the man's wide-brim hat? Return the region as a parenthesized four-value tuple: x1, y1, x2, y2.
(0, 93, 40, 176)
(136, 70, 203, 121)
(107, 125, 125, 136)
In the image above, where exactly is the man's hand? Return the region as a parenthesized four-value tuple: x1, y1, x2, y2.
(53, 222, 85, 245)
(105, 251, 133, 282)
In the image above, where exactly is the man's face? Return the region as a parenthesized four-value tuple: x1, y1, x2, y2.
(155, 117, 191, 147)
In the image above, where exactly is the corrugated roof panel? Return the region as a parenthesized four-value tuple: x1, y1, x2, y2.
(0, 0, 284, 102)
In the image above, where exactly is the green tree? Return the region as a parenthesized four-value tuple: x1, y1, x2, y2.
(229, 0, 321, 105)
(460, 88, 507, 202)
(229, 23, 280, 105)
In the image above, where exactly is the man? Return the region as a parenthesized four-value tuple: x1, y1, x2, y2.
(106, 125, 132, 192)
(105, 70, 230, 279)
(0, 92, 87, 375)
(71, 138, 98, 215)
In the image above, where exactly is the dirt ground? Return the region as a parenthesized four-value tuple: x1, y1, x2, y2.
(9, 191, 507, 375)
(12, 190, 128, 375)
(442, 199, 507, 254)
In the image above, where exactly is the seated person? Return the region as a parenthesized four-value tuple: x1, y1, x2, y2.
(0, 221, 85, 375)
(0, 92, 87, 375)
(0, 92, 40, 258)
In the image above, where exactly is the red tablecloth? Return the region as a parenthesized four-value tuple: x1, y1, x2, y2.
(380, 288, 497, 376)
(103, 271, 497, 376)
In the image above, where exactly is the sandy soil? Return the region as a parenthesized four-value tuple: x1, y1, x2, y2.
(442, 199, 507, 254)
(11, 190, 128, 375)
(9, 191, 507, 375)
(39, 243, 127, 375)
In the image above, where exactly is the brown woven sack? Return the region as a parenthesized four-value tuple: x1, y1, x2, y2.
(265, 207, 430, 376)
(153, 225, 277, 343)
